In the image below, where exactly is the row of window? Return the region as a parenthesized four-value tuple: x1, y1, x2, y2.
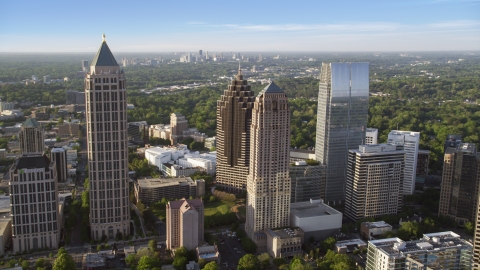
(11, 192, 56, 205)
(13, 222, 57, 235)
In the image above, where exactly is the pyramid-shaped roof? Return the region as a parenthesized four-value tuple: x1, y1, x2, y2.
(23, 118, 40, 127)
(91, 40, 119, 67)
(258, 81, 284, 96)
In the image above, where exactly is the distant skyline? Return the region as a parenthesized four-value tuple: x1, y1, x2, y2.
(0, 0, 479, 52)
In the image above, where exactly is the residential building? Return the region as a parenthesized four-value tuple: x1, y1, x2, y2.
(134, 177, 205, 206)
(315, 62, 369, 204)
(289, 162, 325, 203)
(51, 148, 68, 182)
(345, 144, 404, 220)
(366, 232, 473, 270)
(266, 228, 304, 258)
(9, 154, 59, 253)
(360, 221, 392, 240)
(246, 82, 291, 241)
(166, 199, 204, 250)
(289, 199, 342, 240)
(19, 118, 45, 155)
(216, 70, 255, 191)
(444, 134, 462, 152)
(85, 35, 130, 240)
(387, 130, 420, 195)
(416, 150, 430, 176)
(438, 143, 480, 225)
(335, 239, 367, 254)
(365, 128, 378, 145)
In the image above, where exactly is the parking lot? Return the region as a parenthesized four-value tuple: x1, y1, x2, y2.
(217, 232, 248, 270)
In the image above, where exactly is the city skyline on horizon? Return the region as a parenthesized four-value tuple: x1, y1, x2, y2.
(0, 0, 479, 52)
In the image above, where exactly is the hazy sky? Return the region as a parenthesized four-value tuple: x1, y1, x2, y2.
(0, 0, 479, 52)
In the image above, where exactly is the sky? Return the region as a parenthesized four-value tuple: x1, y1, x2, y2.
(0, 0, 479, 52)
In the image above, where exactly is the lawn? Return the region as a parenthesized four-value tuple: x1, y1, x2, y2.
(204, 200, 235, 216)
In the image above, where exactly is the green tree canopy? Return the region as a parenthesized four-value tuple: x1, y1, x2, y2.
(238, 254, 260, 270)
(202, 261, 219, 270)
(52, 253, 76, 270)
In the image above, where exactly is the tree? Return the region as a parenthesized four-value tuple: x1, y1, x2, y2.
(320, 236, 336, 251)
(21, 260, 29, 269)
(257, 252, 271, 269)
(149, 239, 158, 252)
(125, 253, 137, 267)
(273, 257, 286, 267)
(465, 221, 474, 235)
(241, 237, 257, 253)
(174, 246, 188, 258)
(202, 261, 219, 270)
(52, 253, 76, 270)
(36, 258, 46, 268)
(172, 256, 187, 270)
(198, 258, 207, 269)
(238, 254, 260, 270)
(137, 256, 160, 270)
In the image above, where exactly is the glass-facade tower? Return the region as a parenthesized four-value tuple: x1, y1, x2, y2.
(315, 62, 369, 203)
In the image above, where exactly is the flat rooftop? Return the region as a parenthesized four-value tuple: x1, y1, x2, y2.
(370, 231, 472, 258)
(84, 253, 106, 267)
(290, 199, 342, 218)
(137, 177, 195, 189)
(336, 239, 367, 248)
(267, 228, 302, 239)
(362, 221, 392, 229)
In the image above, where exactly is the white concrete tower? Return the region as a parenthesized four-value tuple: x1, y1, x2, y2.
(85, 34, 130, 240)
(246, 82, 291, 240)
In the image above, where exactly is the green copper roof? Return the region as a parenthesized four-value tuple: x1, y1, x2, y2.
(258, 81, 284, 97)
(23, 118, 40, 127)
(91, 41, 119, 67)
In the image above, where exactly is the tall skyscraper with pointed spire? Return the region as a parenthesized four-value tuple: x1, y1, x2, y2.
(85, 34, 130, 240)
(216, 70, 255, 191)
(315, 62, 369, 204)
(246, 82, 291, 239)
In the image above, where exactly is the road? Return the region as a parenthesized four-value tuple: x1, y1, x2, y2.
(131, 203, 147, 237)
(216, 233, 248, 270)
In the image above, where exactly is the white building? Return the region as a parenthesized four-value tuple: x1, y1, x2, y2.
(66, 149, 77, 163)
(290, 199, 342, 240)
(366, 232, 473, 270)
(145, 146, 189, 168)
(178, 152, 216, 175)
(387, 130, 420, 195)
(365, 128, 378, 145)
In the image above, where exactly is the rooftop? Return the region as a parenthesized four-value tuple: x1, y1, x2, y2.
(136, 177, 195, 189)
(362, 221, 392, 229)
(169, 198, 203, 209)
(84, 253, 106, 267)
(267, 227, 303, 239)
(91, 36, 119, 67)
(258, 81, 285, 97)
(13, 154, 51, 172)
(290, 199, 342, 218)
(23, 118, 40, 127)
(335, 239, 367, 248)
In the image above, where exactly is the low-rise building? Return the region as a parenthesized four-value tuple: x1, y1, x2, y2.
(335, 239, 367, 254)
(83, 253, 106, 270)
(0, 149, 6, 159)
(177, 152, 216, 175)
(290, 199, 342, 241)
(266, 227, 304, 258)
(196, 245, 220, 264)
(360, 221, 392, 240)
(161, 163, 204, 178)
(145, 146, 189, 168)
(366, 231, 473, 270)
(134, 177, 204, 206)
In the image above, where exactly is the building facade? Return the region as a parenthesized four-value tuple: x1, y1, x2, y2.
(9, 154, 59, 253)
(366, 232, 473, 270)
(387, 130, 420, 195)
(19, 118, 45, 155)
(345, 144, 404, 220)
(474, 193, 480, 269)
(170, 113, 188, 145)
(438, 143, 480, 225)
(50, 148, 68, 182)
(246, 82, 291, 240)
(289, 163, 325, 203)
(315, 62, 369, 203)
(85, 35, 130, 240)
(266, 228, 304, 259)
(216, 70, 255, 191)
(134, 177, 204, 206)
(166, 199, 204, 250)
(365, 128, 378, 145)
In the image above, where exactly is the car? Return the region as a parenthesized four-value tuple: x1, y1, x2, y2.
(233, 248, 238, 251)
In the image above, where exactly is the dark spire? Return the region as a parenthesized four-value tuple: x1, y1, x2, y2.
(91, 34, 119, 67)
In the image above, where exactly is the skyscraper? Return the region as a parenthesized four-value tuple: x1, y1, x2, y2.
(387, 130, 420, 195)
(315, 62, 369, 203)
(170, 112, 188, 145)
(82, 60, 89, 72)
(85, 34, 130, 240)
(438, 143, 480, 225)
(166, 198, 204, 251)
(246, 82, 291, 240)
(51, 147, 68, 182)
(216, 70, 255, 191)
(19, 118, 45, 155)
(474, 196, 480, 269)
(345, 144, 404, 220)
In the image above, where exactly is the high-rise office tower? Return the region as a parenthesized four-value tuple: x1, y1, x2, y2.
(315, 62, 369, 203)
(19, 118, 45, 155)
(365, 128, 378, 145)
(85, 34, 130, 240)
(198, 50, 202, 56)
(82, 60, 89, 72)
(345, 144, 404, 220)
(289, 163, 326, 203)
(170, 113, 188, 145)
(246, 82, 291, 239)
(51, 148, 68, 182)
(216, 70, 255, 191)
(387, 130, 420, 195)
(9, 154, 59, 253)
(438, 143, 480, 225)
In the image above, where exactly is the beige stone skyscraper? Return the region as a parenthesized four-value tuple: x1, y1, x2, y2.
(166, 198, 204, 250)
(216, 70, 255, 191)
(246, 82, 291, 240)
(85, 35, 130, 240)
(19, 118, 45, 155)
